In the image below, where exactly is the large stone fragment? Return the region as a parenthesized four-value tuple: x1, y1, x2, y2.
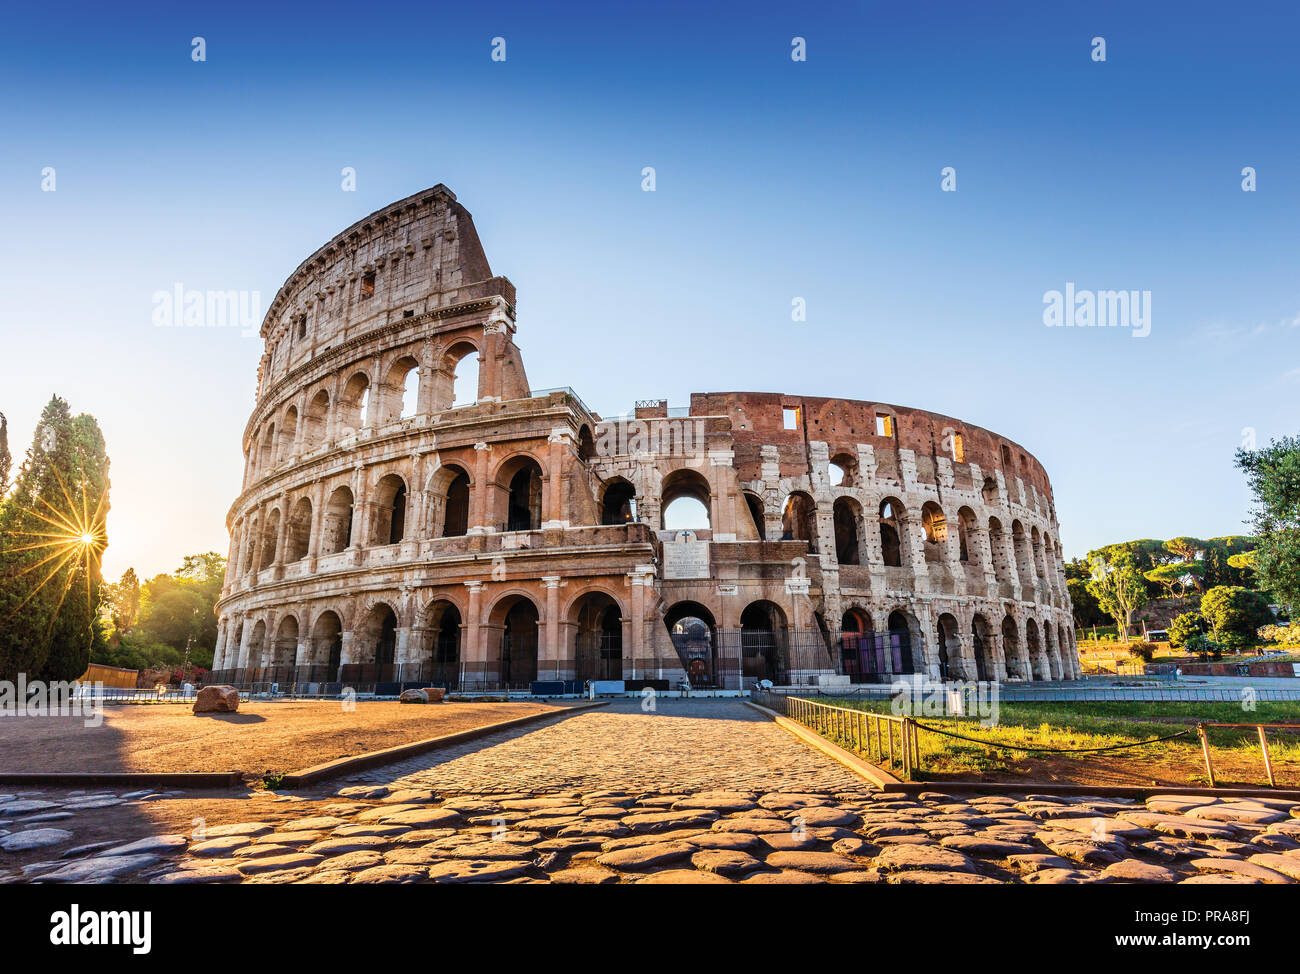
(875, 845, 979, 873)
(0, 828, 73, 851)
(193, 684, 240, 714)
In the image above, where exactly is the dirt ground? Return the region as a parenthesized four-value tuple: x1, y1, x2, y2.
(0, 699, 566, 776)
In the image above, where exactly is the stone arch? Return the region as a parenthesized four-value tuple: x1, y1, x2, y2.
(661, 467, 712, 531)
(920, 501, 948, 564)
(1002, 614, 1026, 680)
(1011, 520, 1034, 589)
(285, 496, 312, 561)
(420, 598, 463, 688)
(781, 490, 817, 549)
(971, 613, 994, 682)
(839, 607, 879, 682)
(353, 601, 399, 671)
(246, 618, 267, 667)
(742, 491, 765, 540)
(598, 476, 637, 525)
(886, 609, 919, 675)
(988, 516, 1011, 584)
(665, 601, 717, 688)
(1042, 619, 1062, 680)
(272, 614, 300, 668)
(486, 593, 541, 688)
(260, 507, 281, 567)
(303, 388, 330, 449)
(384, 353, 421, 421)
(427, 462, 472, 538)
(322, 485, 354, 553)
(832, 496, 862, 565)
(569, 589, 625, 682)
(957, 506, 979, 566)
(371, 473, 408, 546)
(493, 453, 544, 532)
(935, 612, 961, 680)
(433, 339, 481, 411)
(1026, 617, 1046, 680)
(279, 405, 299, 461)
(828, 451, 859, 489)
(879, 497, 907, 567)
(740, 600, 789, 685)
(310, 609, 344, 677)
(337, 370, 371, 434)
(260, 422, 277, 473)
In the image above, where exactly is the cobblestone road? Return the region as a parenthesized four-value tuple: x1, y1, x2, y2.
(355, 699, 865, 794)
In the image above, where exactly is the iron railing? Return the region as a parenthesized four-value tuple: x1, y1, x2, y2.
(755, 690, 920, 778)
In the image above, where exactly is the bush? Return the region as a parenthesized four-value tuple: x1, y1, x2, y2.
(1259, 623, 1300, 646)
(1201, 585, 1274, 642)
(1185, 634, 1225, 659)
(1168, 610, 1206, 648)
(1128, 642, 1157, 662)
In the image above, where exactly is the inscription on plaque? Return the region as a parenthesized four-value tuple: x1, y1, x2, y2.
(663, 529, 710, 579)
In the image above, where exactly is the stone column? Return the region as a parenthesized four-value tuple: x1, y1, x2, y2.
(470, 442, 491, 533)
(463, 581, 484, 685)
(544, 430, 569, 530)
(542, 576, 562, 679)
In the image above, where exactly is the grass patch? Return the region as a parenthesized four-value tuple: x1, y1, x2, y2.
(805, 699, 1300, 786)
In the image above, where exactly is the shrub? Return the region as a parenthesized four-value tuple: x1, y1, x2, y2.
(1128, 642, 1156, 662)
(1168, 610, 1206, 648)
(1185, 634, 1225, 659)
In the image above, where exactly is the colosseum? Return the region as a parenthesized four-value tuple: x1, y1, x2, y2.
(210, 184, 1079, 693)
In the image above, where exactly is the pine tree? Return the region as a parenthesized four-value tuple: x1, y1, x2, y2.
(0, 412, 11, 497)
(0, 398, 111, 682)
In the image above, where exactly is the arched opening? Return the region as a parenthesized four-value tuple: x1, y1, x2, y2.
(311, 611, 343, 681)
(497, 456, 543, 532)
(833, 497, 861, 565)
(599, 478, 637, 525)
(243, 517, 258, 574)
(988, 517, 1010, 584)
(322, 486, 354, 554)
(828, 452, 857, 488)
(279, 406, 298, 461)
(840, 608, 882, 682)
(781, 491, 816, 548)
(304, 389, 330, 449)
(664, 601, 717, 688)
(921, 502, 948, 564)
(286, 497, 312, 561)
(887, 611, 916, 675)
(247, 620, 267, 668)
(260, 424, 277, 472)
(957, 506, 978, 565)
(338, 372, 370, 434)
(260, 508, 281, 567)
(1026, 618, 1045, 680)
(493, 596, 539, 689)
(451, 350, 479, 408)
(348, 604, 398, 684)
(935, 613, 960, 681)
(272, 615, 299, 668)
(1002, 615, 1025, 680)
(439, 469, 471, 537)
(971, 614, 993, 682)
(386, 355, 420, 420)
(741, 601, 788, 685)
(372, 474, 408, 546)
(1012, 520, 1034, 587)
(661, 469, 711, 531)
(423, 600, 462, 689)
(1043, 621, 1062, 680)
(981, 476, 999, 506)
(743, 492, 765, 540)
(578, 425, 596, 462)
(879, 499, 904, 567)
(572, 592, 623, 682)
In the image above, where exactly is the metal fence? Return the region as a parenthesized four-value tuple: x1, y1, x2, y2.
(755, 690, 920, 778)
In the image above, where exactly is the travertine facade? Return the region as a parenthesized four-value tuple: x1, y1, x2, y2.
(212, 185, 1078, 691)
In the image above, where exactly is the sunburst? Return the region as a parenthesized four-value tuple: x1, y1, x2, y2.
(2, 468, 108, 641)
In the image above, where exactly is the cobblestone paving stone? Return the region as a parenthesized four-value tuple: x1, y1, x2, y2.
(4, 701, 1300, 884)
(365, 700, 865, 794)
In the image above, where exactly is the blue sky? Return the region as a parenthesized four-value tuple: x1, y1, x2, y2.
(1, 0, 1296, 580)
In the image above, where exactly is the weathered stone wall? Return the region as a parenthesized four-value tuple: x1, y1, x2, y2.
(214, 186, 1078, 688)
